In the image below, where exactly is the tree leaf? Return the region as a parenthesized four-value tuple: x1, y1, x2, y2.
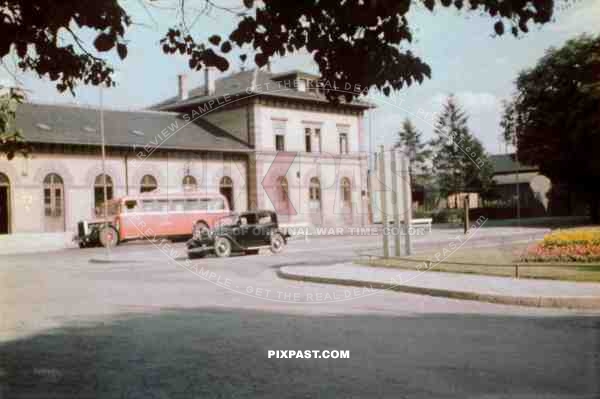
(94, 33, 115, 52)
(117, 43, 127, 60)
(494, 21, 504, 36)
(220, 41, 232, 53)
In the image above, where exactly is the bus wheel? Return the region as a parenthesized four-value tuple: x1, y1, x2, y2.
(99, 226, 119, 248)
(214, 237, 232, 258)
(192, 221, 209, 240)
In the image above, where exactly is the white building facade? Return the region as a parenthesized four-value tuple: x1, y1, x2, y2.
(0, 68, 372, 237)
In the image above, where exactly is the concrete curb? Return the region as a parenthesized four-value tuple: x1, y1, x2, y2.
(276, 267, 600, 309)
(89, 258, 144, 264)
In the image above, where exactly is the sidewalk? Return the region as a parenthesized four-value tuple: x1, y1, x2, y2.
(277, 263, 600, 309)
(0, 232, 77, 255)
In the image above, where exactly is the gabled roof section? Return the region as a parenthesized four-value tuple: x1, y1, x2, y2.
(489, 154, 538, 175)
(16, 103, 251, 152)
(151, 68, 372, 111)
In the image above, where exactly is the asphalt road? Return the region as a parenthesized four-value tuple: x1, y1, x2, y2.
(1, 227, 599, 398)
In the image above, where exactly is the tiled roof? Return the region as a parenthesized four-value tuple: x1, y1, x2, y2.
(489, 154, 538, 174)
(16, 103, 251, 152)
(151, 68, 372, 111)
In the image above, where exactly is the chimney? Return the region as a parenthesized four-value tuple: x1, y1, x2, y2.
(177, 74, 188, 101)
(204, 67, 215, 96)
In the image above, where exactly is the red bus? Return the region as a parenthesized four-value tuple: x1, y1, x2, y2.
(75, 191, 231, 247)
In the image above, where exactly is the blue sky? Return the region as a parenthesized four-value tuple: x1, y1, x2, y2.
(2, 0, 599, 154)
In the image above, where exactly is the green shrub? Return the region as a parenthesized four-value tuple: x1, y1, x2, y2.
(413, 208, 434, 219)
(431, 208, 464, 224)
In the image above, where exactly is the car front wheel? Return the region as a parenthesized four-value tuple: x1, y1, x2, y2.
(214, 237, 232, 258)
(270, 233, 285, 254)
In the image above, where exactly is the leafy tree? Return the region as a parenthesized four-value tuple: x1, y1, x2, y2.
(0, 0, 561, 100)
(430, 95, 493, 207)
(502, 34, 600, 222)
(0, 0, 569, 158)
(395, 118, 432, 188)
(500, 99, 518, 147)
(0, 89, 30, 160)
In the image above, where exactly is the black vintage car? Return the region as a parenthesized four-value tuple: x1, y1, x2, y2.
(186, 210, 289, 258)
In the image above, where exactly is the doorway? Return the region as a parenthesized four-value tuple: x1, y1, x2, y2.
(219, 176, 234, 210)
(43, 173, 65, 232)
(0, 173, 10, 234)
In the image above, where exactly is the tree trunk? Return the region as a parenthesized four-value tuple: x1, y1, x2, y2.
(590, 193, 600, 224)
(567, 184, 573, 216)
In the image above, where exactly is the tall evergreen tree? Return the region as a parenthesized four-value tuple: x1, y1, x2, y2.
(395, 118, 431, 188)
(430, 95, 493, 206)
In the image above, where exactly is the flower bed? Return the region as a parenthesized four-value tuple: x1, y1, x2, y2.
(523, 228, 600, 262)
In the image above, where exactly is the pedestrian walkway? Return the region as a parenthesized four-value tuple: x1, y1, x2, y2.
(0, 232, 77, 255)
(277, 263, 600, 309)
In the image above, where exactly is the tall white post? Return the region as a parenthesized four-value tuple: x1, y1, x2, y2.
(378, 145, 389, 258)
(391, 149, 401, 256)
(401, 153, 413, 255)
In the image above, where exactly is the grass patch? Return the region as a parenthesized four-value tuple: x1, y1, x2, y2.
(361, 244, 600, 282)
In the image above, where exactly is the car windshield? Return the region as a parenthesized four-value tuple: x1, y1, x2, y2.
(213, 214, 240, 228)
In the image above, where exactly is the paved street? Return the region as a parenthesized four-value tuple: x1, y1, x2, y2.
(1, 227, 599, 398)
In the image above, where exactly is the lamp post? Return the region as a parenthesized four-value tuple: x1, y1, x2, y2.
(99, 85, 111, 259)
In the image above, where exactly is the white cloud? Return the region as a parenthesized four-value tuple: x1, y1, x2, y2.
(430, 91, 500, 114)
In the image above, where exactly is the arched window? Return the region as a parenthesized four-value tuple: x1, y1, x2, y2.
(44, 173, 63, 217)
(43, 173, 65, 232)
(182, 175, 197, 191)
(341, 177, 351, 202)
(94, 174, 114, 208)
(140, 175, 158, 193)
(309, 177, 321, 201)
(219, 176, 234, 210)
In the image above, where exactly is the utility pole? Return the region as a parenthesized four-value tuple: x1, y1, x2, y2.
(378, 145, 389, 258)
(100, 85, 110, 259)
(463, 196, 470, 234)
(400, 153, 412, 255)
(514, 137, 521, 228)
(391, 149, 401, 256)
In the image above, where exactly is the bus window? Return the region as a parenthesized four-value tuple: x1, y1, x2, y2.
(198, 198, 211, 210)
(124, 200, 138, 212)
(208, 198, 225, 211)
(157, 199, 169, 212)
(141, 199, 157, 212)
(184, 198, 200, 211)
(170, 199, 185, 212)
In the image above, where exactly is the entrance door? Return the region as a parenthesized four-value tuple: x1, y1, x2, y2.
(43, 173, 65, 232)
(276, 176, 291, 223)
(340, 177, 353, 225)
(219, 176, 234, 210)
(309, 177, 322, 226)
(0, 173, 9, 234)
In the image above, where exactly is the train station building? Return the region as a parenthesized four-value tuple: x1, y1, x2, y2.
(0, 68, 372, 238)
